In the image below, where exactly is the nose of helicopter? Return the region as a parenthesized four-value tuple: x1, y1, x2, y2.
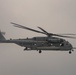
(68, 42, 74, 54)
(65, 41, 73, 50)
(69, 42, 73, 50)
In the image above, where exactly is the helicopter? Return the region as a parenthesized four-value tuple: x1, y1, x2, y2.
(0, 22, 76, 54)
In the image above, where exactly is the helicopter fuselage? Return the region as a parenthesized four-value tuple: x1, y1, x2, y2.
(0, 37, 73, 51)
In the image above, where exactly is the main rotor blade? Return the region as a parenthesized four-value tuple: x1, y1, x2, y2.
(11, 22, 46, 35)
(52, 34, 76, 39)
(38, 26, 49, 34)
(11, 22, 76, 39)
(37, 27, 76, 38)
(58, 34, 76, 35)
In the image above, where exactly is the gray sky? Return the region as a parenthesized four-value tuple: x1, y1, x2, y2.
(0, 0, 76, 75)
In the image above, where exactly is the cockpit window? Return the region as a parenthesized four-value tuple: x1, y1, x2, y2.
(66, 41, 70, 45)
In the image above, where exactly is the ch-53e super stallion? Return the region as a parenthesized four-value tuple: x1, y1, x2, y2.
(0, 22, 76, 54)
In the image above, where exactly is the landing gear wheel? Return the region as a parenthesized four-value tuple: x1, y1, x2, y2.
(69, 51, 72, 54)
(39, 50, 42, 53)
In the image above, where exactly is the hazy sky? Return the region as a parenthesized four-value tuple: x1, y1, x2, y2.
(0, 0, 76, 75)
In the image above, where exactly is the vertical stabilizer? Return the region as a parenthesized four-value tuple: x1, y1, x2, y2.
(0, 31, 6, 40)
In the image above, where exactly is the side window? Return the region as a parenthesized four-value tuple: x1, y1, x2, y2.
(60, 43, 64, 46)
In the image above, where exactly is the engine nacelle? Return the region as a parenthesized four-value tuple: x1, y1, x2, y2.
(47, 38, 63, 43)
